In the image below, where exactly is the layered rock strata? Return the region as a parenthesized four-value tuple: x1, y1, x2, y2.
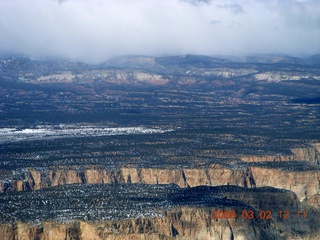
(0, 215, 280, 240)
(240, 145, 320, 165)
(1, 163, 319, 208)
(1, 184, 319, 240)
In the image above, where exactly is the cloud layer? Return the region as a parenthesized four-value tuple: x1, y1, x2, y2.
(0, 0, 319, 63)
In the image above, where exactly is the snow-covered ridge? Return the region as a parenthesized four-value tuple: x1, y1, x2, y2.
(0, 125, 173, 143)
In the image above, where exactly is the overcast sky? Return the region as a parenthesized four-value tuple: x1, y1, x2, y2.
(0, 0, 319, 63)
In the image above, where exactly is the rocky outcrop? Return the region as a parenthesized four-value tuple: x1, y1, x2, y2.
(1, 205, 319, 240)
(33, 69, 170, 86)
(1, 163, 319, 208)
(250, 167, 320, 206)
(0, 209, 286, 240)
(1, 182, 320, 239)
(254, 71, 320, 82)
(0, 164, 249, 192)
(240, 146, 320, 165)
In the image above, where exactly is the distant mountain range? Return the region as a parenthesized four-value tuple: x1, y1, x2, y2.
(1, 53, 319, 85)
(102, 54, 320, 72)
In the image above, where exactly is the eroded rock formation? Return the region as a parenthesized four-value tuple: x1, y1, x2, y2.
(1, 161, 319, 209)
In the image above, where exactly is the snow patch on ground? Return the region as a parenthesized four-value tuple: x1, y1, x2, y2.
(0, 125, 173, 143)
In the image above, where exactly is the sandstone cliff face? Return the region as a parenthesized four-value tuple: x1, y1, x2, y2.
(1, 206, 318, 240)
(250, 167, 320, 205)
(240, 146, 320, 165)
(1, 184, 320, 240)
(0, 164, 249, 193)
(0, 208, 284, 240)
(1, 164, 319, 209)
(221, 188, 320, 239)
(164, 207, 278, 240)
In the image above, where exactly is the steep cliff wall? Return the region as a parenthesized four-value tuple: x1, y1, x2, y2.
(0, 209, 285, 240)
(1, 183, 320, 240)
(1, 164, 319, 208)
(250, 167, 320, 206)
(0, 164, 249, 193)
(1, 206, 319, 240)
(240, 146, 320, 165)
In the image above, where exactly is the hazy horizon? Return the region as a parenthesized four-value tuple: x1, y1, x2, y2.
(1, 0, 319, 64)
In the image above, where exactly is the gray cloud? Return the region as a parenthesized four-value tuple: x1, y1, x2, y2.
(218, 3, 244, 14)
(210, 20, 222, 25)
(0, 0, 319, 63)
(181, 0, 212, 6)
